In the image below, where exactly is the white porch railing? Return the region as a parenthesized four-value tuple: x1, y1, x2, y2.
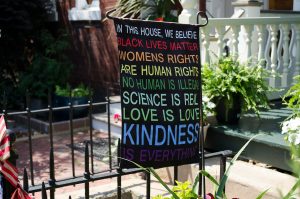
(201, 17, 300, 99)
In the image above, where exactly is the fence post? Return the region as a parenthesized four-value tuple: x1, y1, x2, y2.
(146, 171, 151, 199)
(69, 88, 75, 177)
(117, 139, 122, 199)
(106, 87, 112, 170)
(49, 147, 55, 199)
(84, 142, 90, 198)
(26, 93, 34, 186)
(23, 168, 29, 192)
(173, 166, 178, 185)
(88, 90, 94, 173)
(42, 182, 47, 199)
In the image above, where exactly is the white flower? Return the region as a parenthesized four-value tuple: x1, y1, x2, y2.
(207, 101, 216, 109)
(282, 121, 289, 134)
(282, 117, 300, 145)
(202, 95, 216, 120)
(203, 96, 210, 103)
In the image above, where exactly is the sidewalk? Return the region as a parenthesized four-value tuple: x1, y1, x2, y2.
(14, 130, 298, 199)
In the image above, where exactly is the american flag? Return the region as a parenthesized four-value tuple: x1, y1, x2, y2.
(0, 115, 18, 187)
(0, 115, 11, 161)
(0, 115, 31, 199)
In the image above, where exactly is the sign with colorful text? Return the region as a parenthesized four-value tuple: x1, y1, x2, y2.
(114, 18, 201, 168)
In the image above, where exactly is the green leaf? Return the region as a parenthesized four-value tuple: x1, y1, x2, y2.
(256, 188, 269, 199)
(191, 173, 199, 194)
(282, 179, 300, 199)
(199, 170, 219, 187)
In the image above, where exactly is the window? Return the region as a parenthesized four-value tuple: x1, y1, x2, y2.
(269, 0, 293, 10)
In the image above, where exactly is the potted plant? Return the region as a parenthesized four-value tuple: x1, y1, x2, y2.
(54, 83, 91, 121)
(202, 57, 271, 124)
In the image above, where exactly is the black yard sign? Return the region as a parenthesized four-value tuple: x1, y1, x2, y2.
(114, 18, 201, 168)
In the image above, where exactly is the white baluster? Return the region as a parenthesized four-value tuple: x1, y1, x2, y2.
(293, 24, 300, 78)
(281, 24, 291, 87)
(243, 25, 253, 63)
(257, 25, 266, 62)
(231, 25, 240, 60)
(178, 0, 198, 24)
(201, 27, 210, 64)
(269, 24, 279, 87)
(264, 27, 271, 70)
(215, 26, 225, 58)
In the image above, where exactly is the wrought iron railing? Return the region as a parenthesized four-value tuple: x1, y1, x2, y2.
(1, 87, 231, 199)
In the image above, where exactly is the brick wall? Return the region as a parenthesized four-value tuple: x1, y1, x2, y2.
(58, 0, 119, 101)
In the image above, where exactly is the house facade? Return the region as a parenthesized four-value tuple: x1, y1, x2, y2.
(54, 0, 300, 99)
(208, 0, 300, 18)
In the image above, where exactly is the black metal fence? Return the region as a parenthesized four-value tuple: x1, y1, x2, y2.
(1, 87, 231, 199)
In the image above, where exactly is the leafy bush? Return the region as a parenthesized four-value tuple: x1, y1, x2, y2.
(55, 84, 91, 98)
(202, 57, 271, 115)
(19, 29, 73, 99)
(283, 75, 300, 118)
(281, 75, 300, 198)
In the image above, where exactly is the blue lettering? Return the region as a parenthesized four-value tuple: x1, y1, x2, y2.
(142, 125, 153, 145)
(123, 123, 135, 145)
(155, 125, 166, 146)
(167, 125, 177, 145)
(187, 123, 194, 144)
(195, 123, 200, 142)
(178, 124, 186, 145)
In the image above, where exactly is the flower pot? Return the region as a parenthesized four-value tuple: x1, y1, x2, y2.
(30, 98, 48, 120)
(215, 94, 242, 124)
(54, 95, 88, 121)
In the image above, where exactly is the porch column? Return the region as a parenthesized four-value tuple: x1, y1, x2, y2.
(294, 0, 300, 11)
(178, 0, 199, 24)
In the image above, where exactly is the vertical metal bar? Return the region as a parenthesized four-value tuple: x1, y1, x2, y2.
(107, 87, 112, 170)
(173, 166, 178, 185)
(26, 93, 34, 186)
(146, 171, 151, 199)
(41, 182, 47, 199)
(117, 139, 121, 167)
(117, 139, 121, 199)
(117, 169, 121, 199)
(48, 89, 54, 149)
(69, 89, 75, 177)
(88, 91, 94, 173)
(3, 110, 7, 125)
(197, 12, 206, 198)
(220, 155, 227, 193)
(49, 147, 55, 199)
(199, 154, 203, 196)
(23, 168, 29, 192)
(84, 142, 90, 199)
